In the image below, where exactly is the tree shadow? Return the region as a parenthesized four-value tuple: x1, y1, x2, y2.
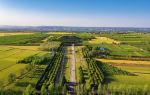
(67, 82, 77, 95)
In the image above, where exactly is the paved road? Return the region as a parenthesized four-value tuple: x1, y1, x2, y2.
(68, 44, 76, 94)
(70, 44, 76, 83)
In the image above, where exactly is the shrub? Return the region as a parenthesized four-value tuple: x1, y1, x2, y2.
(8, 73, 16, 83)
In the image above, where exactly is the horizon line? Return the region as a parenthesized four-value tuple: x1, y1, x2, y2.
(0, 25, 150, 29)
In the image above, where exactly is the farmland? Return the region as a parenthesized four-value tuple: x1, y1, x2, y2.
(0, 46, 49, 86)
(88, 37, 120, 44)
(0, 32, 150, 95)
(100, 33, 150, 51)
(0, 33, 48, 45)
(0, 32, 34, 36)
(106, 64, 150, 93)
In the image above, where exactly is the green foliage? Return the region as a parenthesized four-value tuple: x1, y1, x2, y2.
(8, 73, 16, 83)
(59, 36, 82, 45)
(36, 45, 66, 91)
(89, 46, 110, 58)
(100, 32, 150, 52)
(79, 66, 85, 84)
(82, 47, 104, 87)
(0, 89, 22, 95)
(39, 42, 60, 51)
(41, 84, 47, 95)
(23, 84, 34, 95)
(18, 53, 51, 65)
(96, 61, 134, 76)
(77, 33, 96, 41)
(48, 83, 54, 92)
(98, 84, 150, 95)
(47, 35, 61, 41)
(62, 85, 67, 94)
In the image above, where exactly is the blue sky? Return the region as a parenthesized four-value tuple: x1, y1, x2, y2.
(0, 0, 150, 27)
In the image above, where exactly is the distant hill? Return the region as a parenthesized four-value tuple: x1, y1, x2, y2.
(0, 25, 150, 32)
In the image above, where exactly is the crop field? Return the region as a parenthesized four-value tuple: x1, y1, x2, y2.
(85, 33, 150, 57)
(5, 65, 47, 92)
(7, 46, 40, 50)
(97, 44, 150, 57)
(88, 37, 120, 44)
(108, 65, 150, 89)
(0, 45, 48, 86)
(0, 32, 150, 95)
(100, 33, 150, 51)
(97, 58, 150, 91)
(97, 59, 150, 65)
(0, 33, 48, 45)
(0, 32, 34, 36)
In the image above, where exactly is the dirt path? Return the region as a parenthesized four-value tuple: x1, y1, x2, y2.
(69, 44, 76, 94)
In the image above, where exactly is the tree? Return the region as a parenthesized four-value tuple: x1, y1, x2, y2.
(23, 84, 33, 95)
(48, 83, 54, 93)
(97, 84, 102, 95)
(41, 84, 47, 95)
(79, 66, 85, 84)
(20, 69, 25, 76)
(62, 85, 67, 95)
(8, 73, 16, 83)
(25, 64, 32, 71)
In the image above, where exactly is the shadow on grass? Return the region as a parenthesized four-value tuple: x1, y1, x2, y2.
(102, 76, 116, 84)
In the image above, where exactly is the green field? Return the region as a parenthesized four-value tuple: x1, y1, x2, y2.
(83, 33, 150, 59)
(100, 33, 150, 51)
(0, 33, 48, 45)
(0, 45, 48, 86)
(107, 65, 150, 91)
(0, 32, 150, 95)
(5, 65, 47, 92)
(97, 44, 150, 57)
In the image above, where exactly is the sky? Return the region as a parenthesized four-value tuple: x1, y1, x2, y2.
(0, 0, 150, 27)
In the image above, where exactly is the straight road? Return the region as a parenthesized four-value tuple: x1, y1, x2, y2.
(68, 44, 76, 94)
(70, 44, 76, 83)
